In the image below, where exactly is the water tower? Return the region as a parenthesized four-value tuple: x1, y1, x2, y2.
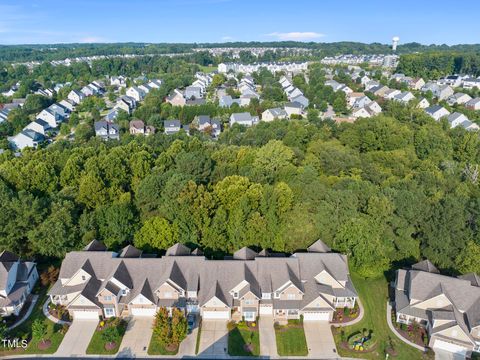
(392, 36, 400, 51)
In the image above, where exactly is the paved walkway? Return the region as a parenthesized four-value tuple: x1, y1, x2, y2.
(178, 316, 199, 356)
(42, 297, 71, 325)
(259, 315, 277, 357)
(197, 320, 228, 358)
(386, 302, 426, 352)
(117, 317, 153, 358)
(304, 321, 338, 359)
(7, 295, 39, 331)
(332, 299, 365, 328)
(55, 319, 98, 356)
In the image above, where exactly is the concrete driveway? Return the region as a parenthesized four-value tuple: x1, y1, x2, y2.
(178, 315, 199, 356)
(435, 349, 466, 360)
(197, 320, 228, 357)
(117, 317, 153, 358)
(55, 319, 98, 356)
(304, 321, 338, 358)
(259, 315, 277, 356)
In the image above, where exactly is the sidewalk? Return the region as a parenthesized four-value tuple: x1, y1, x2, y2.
(7, 295, 39, 331)
(42, 297, 71, 325)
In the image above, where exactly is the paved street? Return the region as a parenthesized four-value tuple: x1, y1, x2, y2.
(259, 315, 277, 356)
(304, 321, 338, 359)
(55, 319, 98, 356)
(197, 320, 228, 357)
(117, 316, 153, 358)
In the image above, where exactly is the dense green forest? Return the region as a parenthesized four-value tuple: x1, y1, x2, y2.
(0, 99, 479, 278)
(3, 41, 480, 63)
(397, 52, 480, 78)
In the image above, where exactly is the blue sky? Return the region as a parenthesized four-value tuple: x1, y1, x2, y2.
(0, 0, 478, 45)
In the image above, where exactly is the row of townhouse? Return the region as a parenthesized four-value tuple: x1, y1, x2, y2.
(0, 251, 38, 317)
(218, 75, 260, 108)
(218, 62, 308, 75)
(279, 75, 309, 109)
(49, 239, 358, 323)
(8, 101, 74, 150)
(321, 54, 399, 68)
(126, 79, 163, 102)
(394, 260, 480, 358)
(165, 73, 212, 107)
(424, 106, 480, 131)
(163, 115, 222, 138)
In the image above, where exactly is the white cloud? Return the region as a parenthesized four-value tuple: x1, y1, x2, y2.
(79, 36, 107, 43)
(265, 31, 325, 41)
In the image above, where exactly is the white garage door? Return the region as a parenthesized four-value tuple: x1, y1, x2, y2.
(202, 310, 230, 319)
(433, 340, 468, 356)
(259, 305, 273, 315)
(131, 307, 156, 317)
(73, 310, 99, 320)
(303, 311, 330, 321)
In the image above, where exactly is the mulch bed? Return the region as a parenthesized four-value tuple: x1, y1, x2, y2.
(244, 343, 254, 352)
(165, 343, 178, 352)
(37, 340, 52, 350)
(104, 342, 117, 351)
(339, 340, 378, 353)
(48, 309, 71, 322)
(396, 327, 427, 347)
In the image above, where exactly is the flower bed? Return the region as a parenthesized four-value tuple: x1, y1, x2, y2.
(47, 303, 71, 323)
(332, 304, 360, 323)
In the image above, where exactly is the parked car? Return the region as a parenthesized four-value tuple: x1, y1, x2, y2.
(187, 314, 196, 333)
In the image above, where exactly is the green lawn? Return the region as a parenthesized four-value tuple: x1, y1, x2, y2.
(228, 322, 260, 356)
(197, 64, 216, 73)
(86, 319, 127, 355)
(0, 287, 68, 356)
(275, 320, 308, 356)
(148, 333, 178, 355)
(332, 272, 424, 360)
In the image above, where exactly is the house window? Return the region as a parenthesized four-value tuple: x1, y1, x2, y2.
(233, 292, 239, 299)
(262, 293, 271, 299)
(164, 292, 172, 298)
(287, 294, 295, 300)
(288, 309, 298, 315)
(244, 299, 254, 305)
(139, 297, 144, 303)
(104, 308, 115, 317)
(81, 276, 86, 281)
(121, 289, 128, 296)
(104, 295, 112, 301)
(274, 292, 280, 299)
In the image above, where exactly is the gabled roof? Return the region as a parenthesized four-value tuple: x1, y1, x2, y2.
(83, 239, 107, 252)
(191, 248, 203, 256)
(233, 247, 257, 260)
(0, 251, 19, 262)
(307, 239, 331, 253)
(412, 259, 440, 274)
(118, 245, 142, 258)
(110, 261, 133, 289)
(165, 243, 191, 256)
(458, 273, 480, 287)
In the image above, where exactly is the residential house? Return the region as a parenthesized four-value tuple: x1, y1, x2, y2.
(67, 90, 85, 105)
(352, 107, 372, 118)
(229, 112, 259, 127)
(383, 89, 402, 100)
(94, 121, 120, 141)
(409, 78, 425, 90)
(262, 108, 288, 122)
(465, 98, 480, 111)
(48, 239, 358, 323)
(447, 93, 472, 106)
(425, 105, 451, 121)
(394, 260, 480, 358)
(434, 85, 455, 101)
(110, 76, 127, 88)
(126, 87, 146, 102)
(164, 120, 184, 135)
(462, 78, 480, 90)
(291, 94, 309, 108)
(129, 120, 155, 136)
(166, 89, 186, 107)
(0, 251, 38, 317)
(284, 102, 304, 118)
(59, 99, 75, 112)
(417, 98, 430, 109)
(219, 95, 240, 108)
(191, 115, 222, 138)
(447, 113, 479, 132)
(8, 130, 45, 150)
(24, 119, 51, 136)
(393, 91, 416, 104)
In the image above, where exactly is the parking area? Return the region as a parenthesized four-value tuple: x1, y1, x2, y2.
(303, 321, 338, 358)
(197, 320, 228, 357)
(117, 316, 153, 358)
(55, 319, 98, 356)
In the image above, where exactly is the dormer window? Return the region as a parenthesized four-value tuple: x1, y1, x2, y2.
(81, 275, 86, 281)
(233, 292, 239, 299)
(262, 293, 271, 300)
(274, 292, 280, 299)
(164, 292, 172, 298)
(122, 289, 128, 296)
